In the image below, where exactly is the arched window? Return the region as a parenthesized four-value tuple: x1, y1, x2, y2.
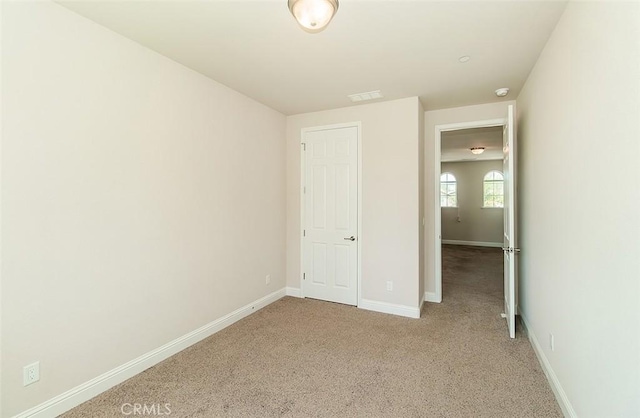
(483, 170, 504, 208)
(440, 173, 457, 207)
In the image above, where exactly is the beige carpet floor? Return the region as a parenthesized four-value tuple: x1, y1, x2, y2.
(62, 245, 561, 417)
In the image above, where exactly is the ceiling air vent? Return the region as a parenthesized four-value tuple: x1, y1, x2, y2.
(348, 90, 383, 103)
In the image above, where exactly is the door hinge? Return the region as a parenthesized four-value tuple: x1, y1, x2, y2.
(303, 229, 306, 237)
(302, 143, 306, 151)
(303, 186, 306, 194)
(303, 273, 306, 280)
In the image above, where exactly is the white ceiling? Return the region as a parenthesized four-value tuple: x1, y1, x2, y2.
(56, 0, 567, 115)
(441, 126, 503, 162)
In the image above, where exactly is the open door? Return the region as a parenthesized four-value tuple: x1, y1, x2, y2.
(503, 105, 519, 338)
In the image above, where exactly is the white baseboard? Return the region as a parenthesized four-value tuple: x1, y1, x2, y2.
(13, 288, 287, 418)
(286, 289, 419, 319)
(442, 240, 502, 248)
(424, 292, 441, 303)
(520, 313, 576, 418)
(285, 287, 302, 298)
(358, 298, 420, 319)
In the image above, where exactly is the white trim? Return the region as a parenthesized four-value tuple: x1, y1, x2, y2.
(520, 313, 577, 418)
(300, 122, 362, 307)
(434, 118, 506, 304)
(13, 289, 287, 418)
(441, 240, 503, 248)
(357, 123, 363, 310)
(441, 157, 504, 163)
(285, 287, 302, 298)
(358, 298, 420, 319)
(424, 291, 440, 303)
(0, 3, 4, 410)
(419, 292, 425, 315)
(300, 141, 306, 297)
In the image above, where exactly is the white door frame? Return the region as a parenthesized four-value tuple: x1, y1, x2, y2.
(433, 118, 506, 303)
(300, 121, 363, 307)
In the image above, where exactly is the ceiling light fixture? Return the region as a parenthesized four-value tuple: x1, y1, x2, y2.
(470, 147, 485, 155)
(495, 87, 510, 97)
(288, 0, 339, 33)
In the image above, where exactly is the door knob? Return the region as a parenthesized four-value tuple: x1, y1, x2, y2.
(344, 236, 356, 241)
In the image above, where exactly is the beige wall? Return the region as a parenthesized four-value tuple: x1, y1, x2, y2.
(424, 101, 515, 294)
(1, 2, 286, 416)
(517, 2, 640, 416)
(286, 97, 422, 309)
(440, 160, 503, 244)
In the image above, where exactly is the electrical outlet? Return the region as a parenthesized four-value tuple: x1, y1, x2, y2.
(265, 274, 271, 285)
(23, 362, 40, 386)
(386, 281, 393, 291)
(549, 333, 555, 352)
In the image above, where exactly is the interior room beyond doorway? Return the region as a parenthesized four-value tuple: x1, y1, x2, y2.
(439, 125, 505, 302)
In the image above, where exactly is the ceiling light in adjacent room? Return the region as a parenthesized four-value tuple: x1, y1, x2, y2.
(288, 0, 339, 33)
(495, 87, 510, 97)
(470, 147, 485, 155)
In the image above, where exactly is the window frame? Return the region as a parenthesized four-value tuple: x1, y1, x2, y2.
(482, 170, 504, 208)
(440, 172, 458, 208)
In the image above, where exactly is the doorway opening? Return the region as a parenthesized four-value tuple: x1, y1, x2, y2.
(434, 119, 505, 302)
(438, 126, 505, 317)
(433, 106, 518, 338)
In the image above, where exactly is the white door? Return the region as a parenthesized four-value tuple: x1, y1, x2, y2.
(503, 105, 519, 338)
(302, 126, 358, 306)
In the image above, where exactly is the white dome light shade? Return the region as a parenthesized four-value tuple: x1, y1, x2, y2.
(288, 0, 339, 33)
(470, 147, 485, 155)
